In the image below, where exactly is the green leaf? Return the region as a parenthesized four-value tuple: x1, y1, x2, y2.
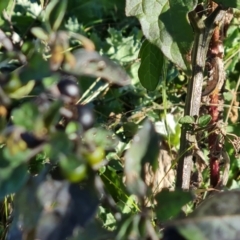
(3, 146, 31, 165)
(0, 164, 29, 200)
(115, 215, 135, 240)
(59, 154, 87, 183)
(19, 52, 51, 83)
(126, 0, 197, 71)
(124, 120, 160, 197)
(31, 27, 49, 41)
(45, 0, 67, 31)
(0, 1, 9, 13)
(155, 189, 192, 221)
(214, 0, 240, 8)
(45, 132, 73, 159)
(14, 176, 43, 230)
(100, 164, 130, 209)
(43, 100, 62, 130)
(106, 28, 142, 63)
(12, 102, 41, 131)
(198, 115, 212, 128)
(191, 191, 240, 217)
(115, 214, 157, 240)
(65, 121, 81, 135)
(122, 122, 138, 138)
(98, 207, 116, 229)
(0, 0, 13, 26)
(69, 219, 115, 240)
(11, 15, 36, 34)
(179, 115, 195, 125)
(63, 49, 131, 86)
(178, 216, 240, 240)
(9, 80, 35, 99)
(166, 191, 240, 240)
(138, 39, 164, 91)
(83, 128, 119, 151)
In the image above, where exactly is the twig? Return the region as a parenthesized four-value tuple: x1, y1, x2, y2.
(176, 6, 226, 189)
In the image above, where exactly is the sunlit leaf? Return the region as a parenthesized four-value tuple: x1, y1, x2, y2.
(198, 115, 212, 128)
(31, 27, 49, 41)
(100, 164, 130, 209)
(126, 0, 197, 71)
(0, 1, 9, 13)
(106, 28, 141, 63)
(9, 80, 35, 99)
(179, 115, 195, 125)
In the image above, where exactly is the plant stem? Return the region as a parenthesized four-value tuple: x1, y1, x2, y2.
(176, 6, 226, 189)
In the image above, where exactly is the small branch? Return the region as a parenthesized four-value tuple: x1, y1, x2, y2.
(176, 6, 226, 190)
